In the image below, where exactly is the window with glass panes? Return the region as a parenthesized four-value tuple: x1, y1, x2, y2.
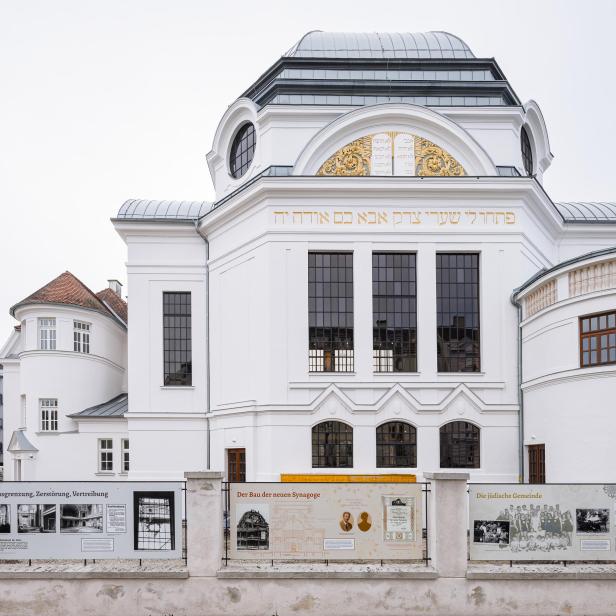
(73, 320, 90, 353)
(38, 318, 56, 350)
(308, 253, 354, 372)
(440, 421, 480, 468)
(163, 292, 192, 386)
(40, 399, 58, 431)
(580, 311, 616, 367)
(372, 253, 417, 372)
(521, 126, 533, 176)
(98, 439, 113, 472)
(229, 123, 256, 179)
(436, 254, 480, 372)
(122, 439, 130, 472)
(376, 422, 417, 467)
(312, 421, 353, 468)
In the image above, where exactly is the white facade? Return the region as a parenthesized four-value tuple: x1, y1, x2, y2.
(2, 31, 615, 483)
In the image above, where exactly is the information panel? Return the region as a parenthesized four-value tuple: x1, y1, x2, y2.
(469, 484, 616, 561)
(0, 482, 182, 560)
(229, 482, 422, 560)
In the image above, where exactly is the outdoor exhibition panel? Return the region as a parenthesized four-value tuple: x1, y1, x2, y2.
(0, 482, 182, 559)
(470, 484, 616, 561)
(229, 482, 423, 560)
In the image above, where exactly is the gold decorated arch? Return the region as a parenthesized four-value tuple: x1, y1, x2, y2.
(317, 132, 466, 177)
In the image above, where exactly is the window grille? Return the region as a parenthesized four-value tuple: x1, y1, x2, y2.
(40, 398, 58, 431)
(312, 421, 353, 468)
(38, 318, 56, 350)
(163, 292, 192, 386)
(372, 253, 417, 372)
(376, 422, 417, 467)
(580, 311, 616, 367)
(73, 321, 90, 353)
(98, 439, 113, 472)
(229, 123, 256, 179)
(440, 421, 480, 468)
(308, 252, 354, 372)
(436, 253, 480, 372)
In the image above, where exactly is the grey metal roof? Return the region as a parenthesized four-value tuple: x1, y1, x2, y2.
(70, 394, 128, 418)
(555, 202, 616, 223)
(285, 31, 474, 59)
(7, 430, 38, 453)
(117, 199, 210, 220)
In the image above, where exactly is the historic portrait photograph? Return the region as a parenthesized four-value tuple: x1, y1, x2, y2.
(17, 504, 56, 533)
(339, 511, 354, 532)
(576, 509, 610, 533)
(0, 505, 10, 533)
(60, 504, 103, 533)
(358, 511, 372, 532)
(134, 491, 176, 550)
(236, 504, 270, 550)
(473, 520, 510, 544)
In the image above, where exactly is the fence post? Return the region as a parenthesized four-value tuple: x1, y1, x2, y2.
(184, 471, 224, 577)
(424, 472, 469, 577)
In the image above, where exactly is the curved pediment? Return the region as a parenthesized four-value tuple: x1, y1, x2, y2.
(317, 131, 466, 177)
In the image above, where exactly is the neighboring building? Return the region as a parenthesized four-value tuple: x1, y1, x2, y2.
(2, 32, 615, 483)
(0, 272, 127, 480)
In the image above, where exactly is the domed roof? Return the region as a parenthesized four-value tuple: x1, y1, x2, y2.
(285, 31, 474, 59)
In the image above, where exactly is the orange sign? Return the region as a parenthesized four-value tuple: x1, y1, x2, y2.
(280, 474, 416, 483)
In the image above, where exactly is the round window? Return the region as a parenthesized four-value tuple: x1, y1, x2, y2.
(229, 123, 256, 179)
(521, 126, 533, 176)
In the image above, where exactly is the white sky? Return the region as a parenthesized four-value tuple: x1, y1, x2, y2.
(1, 0, 615, 335)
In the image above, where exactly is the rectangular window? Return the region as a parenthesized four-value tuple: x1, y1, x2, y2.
(372, 253, 417, 372)
(39, 398, 58, 431)
(73, 320, 91, 353)
(580, 311, 616, 367)
(38, 318, 56, 350)
(98, 439, 113, 472)
(163, 292, 192, 386)
(436, 253, 480, 372)
(308, 252, 354, 372)
(122, 439, 130, 472)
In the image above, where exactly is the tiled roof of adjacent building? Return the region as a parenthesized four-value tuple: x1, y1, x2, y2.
(69, 393, 128, 418)
(10, 271, 127, 325)
(96, 288, 128, 323)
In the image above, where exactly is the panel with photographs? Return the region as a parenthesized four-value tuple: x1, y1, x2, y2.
(470, 484, 616, 561)
(17, 504, 56, 533)
(60, 504, 103, 533)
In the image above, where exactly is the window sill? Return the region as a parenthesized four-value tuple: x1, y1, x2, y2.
(373, 372, 420, 376)
(119, 472, 129, 476)
(437, 372, 485, 376)
(160, 386, 195, 390)
(308, 372, 356, 376)
(95, 472, 115, 476)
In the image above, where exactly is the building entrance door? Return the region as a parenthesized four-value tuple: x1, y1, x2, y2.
(227, 448, 246, 482)
(528, 444, 545, 484)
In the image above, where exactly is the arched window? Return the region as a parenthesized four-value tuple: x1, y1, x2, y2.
(521, 127, 533, 176)
(312, 421, 353, 468)
(376, 422, 417, 467)
(440, 421, 480, 468)
(229, 122, 256, 179)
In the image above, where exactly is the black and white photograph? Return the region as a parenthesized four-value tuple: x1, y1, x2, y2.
(60, 504, 103, 533)
(17, 504, 56, 533)
(134, 491, 175, 550)
(0, 505, 10, 534)
(473, 520, 510, 544)
(576, 509, 610, 533)
(236, 504, 270, 551)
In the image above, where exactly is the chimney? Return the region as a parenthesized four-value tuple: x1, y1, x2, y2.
(108, 279, 123, 297)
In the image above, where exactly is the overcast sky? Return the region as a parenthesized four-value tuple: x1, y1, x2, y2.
(1, 0, 615, 335)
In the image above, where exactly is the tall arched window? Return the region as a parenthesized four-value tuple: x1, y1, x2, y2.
(521, 127, 533, 176)
(440, 421, 480, 468)
(312, 421, 353, 468)
(376, 422, 417, 467)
